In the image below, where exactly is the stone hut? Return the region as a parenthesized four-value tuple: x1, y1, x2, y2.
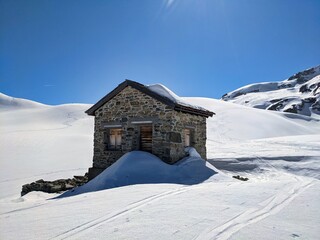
(86, 80, 214, 179)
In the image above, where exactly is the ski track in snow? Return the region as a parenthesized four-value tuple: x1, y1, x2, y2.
(193, 178, 315, 240)
(0, 202, 50, 216)
(48, 175, 315, 240)
(49, 184, 199, 240)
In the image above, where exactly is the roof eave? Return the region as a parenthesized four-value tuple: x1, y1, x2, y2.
(174, 105, 215, 118)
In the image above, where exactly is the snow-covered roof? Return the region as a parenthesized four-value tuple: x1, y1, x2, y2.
(86, 80, 214, 117)
(146, 84, 210, 112)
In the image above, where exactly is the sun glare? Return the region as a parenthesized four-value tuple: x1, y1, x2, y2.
(166, 0, 175, 8)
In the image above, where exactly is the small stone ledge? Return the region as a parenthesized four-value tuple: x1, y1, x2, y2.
(21, 174, 88, 196)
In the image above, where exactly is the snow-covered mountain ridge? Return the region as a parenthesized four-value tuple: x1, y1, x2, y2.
(222, 65, 320, 117)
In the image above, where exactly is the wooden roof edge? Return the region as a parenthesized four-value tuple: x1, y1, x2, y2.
(174, 104, 215, 118)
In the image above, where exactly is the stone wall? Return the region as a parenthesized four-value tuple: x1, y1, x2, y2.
(21, 175, 88, 196)
(89, 86, 207, 177)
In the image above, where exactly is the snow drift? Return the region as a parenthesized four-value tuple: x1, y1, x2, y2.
(59, 150, 219, 197)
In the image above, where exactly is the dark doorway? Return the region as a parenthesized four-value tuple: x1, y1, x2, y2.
(140, 125, 152, 152)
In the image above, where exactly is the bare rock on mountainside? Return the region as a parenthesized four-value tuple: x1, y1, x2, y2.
(222, 65, 320, 117)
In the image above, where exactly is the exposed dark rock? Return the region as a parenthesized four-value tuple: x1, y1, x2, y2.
(304, 97, 316, 104)
(269, 98, 282, 103)
(278, 83, 293, 89)
(267, 99, 289, 111)
(299, 84, 311, 93)
(312, 82, 320, 95)
(232, 175, 249, 181)
(21, 173, 88, 196)
(283, 107, 298, 114)
(288, 67, 316, 82)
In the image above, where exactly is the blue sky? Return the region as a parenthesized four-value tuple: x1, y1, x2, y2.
(0, 0, 319, 105)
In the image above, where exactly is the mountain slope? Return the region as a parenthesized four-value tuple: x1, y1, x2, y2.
(1, 92, 319, 198)
(186, 97, 319, 141)
(0, 92, 320, 240)
(1, 93, 320, 240)
(0, 93, 94, 198)
(222, 65, 320, 117)
(0, 93, 46, 110)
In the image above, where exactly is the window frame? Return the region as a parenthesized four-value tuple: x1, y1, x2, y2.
(104, 127, 123, 151)
(184, 127, 195, 147)
(184, 129, 191, 147)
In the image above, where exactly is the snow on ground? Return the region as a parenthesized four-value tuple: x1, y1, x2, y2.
(188, 98, 320, 179)
(0, 93, 94, 199)
(0, 93, 320, 240)
(59, 150, 221, 198)
(188, 97, 320, 141)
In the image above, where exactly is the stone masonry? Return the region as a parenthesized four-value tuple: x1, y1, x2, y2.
(86, 81, 213, 179)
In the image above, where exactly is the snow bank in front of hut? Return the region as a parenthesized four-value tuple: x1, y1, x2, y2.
(59, 151, 221, 197)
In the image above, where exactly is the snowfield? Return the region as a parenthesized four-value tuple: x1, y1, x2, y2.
(0, 92, 320, 240)
(0, 93, 93, 199)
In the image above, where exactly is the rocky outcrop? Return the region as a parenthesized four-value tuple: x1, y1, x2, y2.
(233, 175, 249, 181)
(21, 174, 88, 196)
(222, 65, 320, 117)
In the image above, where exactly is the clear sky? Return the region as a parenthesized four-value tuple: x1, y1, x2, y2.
(0, 0, 319, 105)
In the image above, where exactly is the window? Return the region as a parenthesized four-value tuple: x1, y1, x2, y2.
(184, 129, 191, 147)
(105, 128, 122, 150)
